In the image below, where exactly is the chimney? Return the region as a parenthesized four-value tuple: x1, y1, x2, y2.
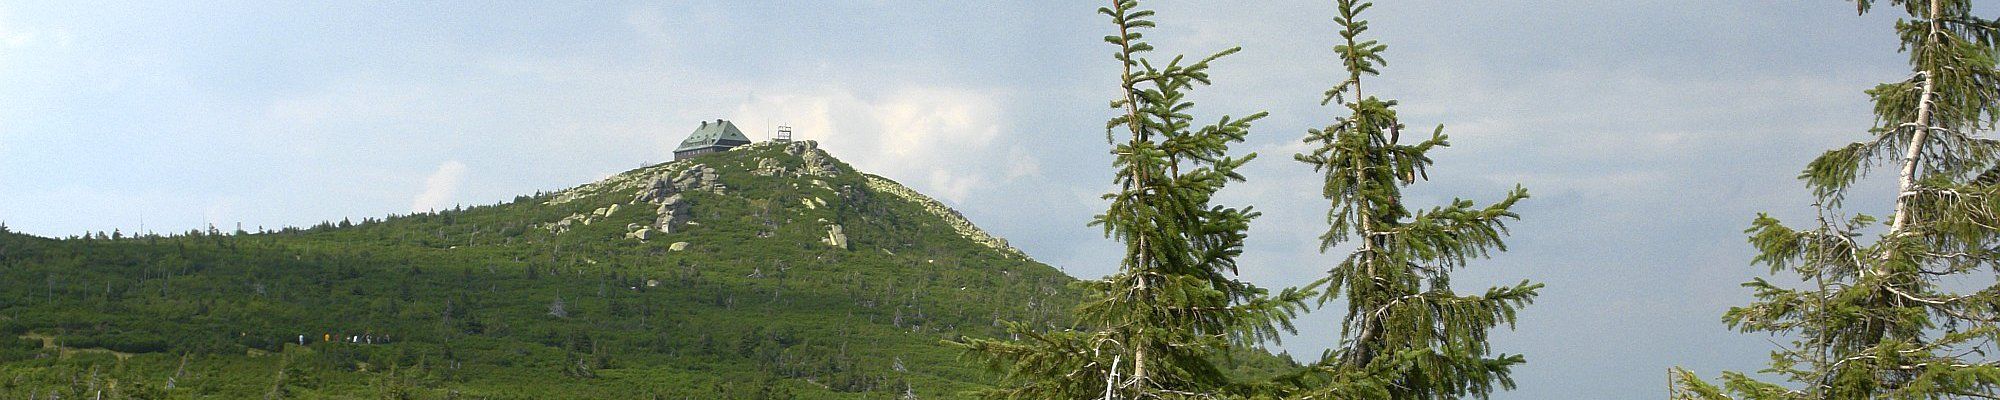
(700, 120, 708, 127)
(716, 119, 725, 125)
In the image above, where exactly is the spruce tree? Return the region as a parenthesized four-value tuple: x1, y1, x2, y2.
(1673, 0, 2000, 398)
(955, 0, 1308, 398)
(1290, 2, 1539, 399)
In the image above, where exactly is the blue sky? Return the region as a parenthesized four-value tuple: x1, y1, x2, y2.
(0, 1, 1951, 397)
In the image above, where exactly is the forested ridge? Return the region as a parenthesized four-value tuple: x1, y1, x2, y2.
(0, 142, 1205, 399)
(9, 0, 2000, 399)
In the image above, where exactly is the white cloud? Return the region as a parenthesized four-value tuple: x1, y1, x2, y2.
(266, 82, 436, 127)
(727, 85, 1020, 204)
(926, 169, 984, 204)
(2, 31, 29, 48)
(624, 7, 670, 45)
(0, 7, 34, 49)
(411, 161, 468, 212)
(1004, 147, 1041, 180)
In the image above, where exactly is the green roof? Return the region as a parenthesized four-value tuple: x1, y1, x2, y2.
(675, 120, 753, 152)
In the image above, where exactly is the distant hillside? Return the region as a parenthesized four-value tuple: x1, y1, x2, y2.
(0, 141, 1100, 399)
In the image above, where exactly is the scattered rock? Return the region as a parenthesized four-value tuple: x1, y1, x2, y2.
(822, 225, 848, 249)
(625, 228, 654, 241)
(634, 164, 724, 203)
(669, 242, 690, 251)
(838, 184, 870, 208)
(752, 157, 788, 176)
(786, 141, 841, 177)
(635, 178, 672, 204)
(654, 195, 690, 233)
(538, 213, 592, 234)
(678, 166, 726, 194)
(546, 159, 692, 205)
(631, 165, 707, 237)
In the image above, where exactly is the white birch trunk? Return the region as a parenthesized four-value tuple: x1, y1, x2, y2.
(1889, 0, 1943, 237)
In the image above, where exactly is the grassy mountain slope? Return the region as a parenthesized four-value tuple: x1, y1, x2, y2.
(0, 141, 1089, 399)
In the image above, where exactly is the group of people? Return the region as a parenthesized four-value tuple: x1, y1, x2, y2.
(295, 333, 389, 346)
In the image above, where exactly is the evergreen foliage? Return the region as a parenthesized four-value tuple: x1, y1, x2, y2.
(1289, 1, 1539, 399)
(955, 1, 1309, 398)
(1674, 1, 2000, 398)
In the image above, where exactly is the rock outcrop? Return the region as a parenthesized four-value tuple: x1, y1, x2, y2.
(822, 225, 848, 249)
(653, 195, 690, 234)
(540, 213, 592, 234)
(752, 157, 788, 177)
(537, 141, 1027, 260)
(625, 227, 654, 241)
(624, 164, 725, 239)
(749, 141, 840, 178)
(546, 159, 698, 206)
(785, 141, 841, 177)
(543, 160, 718, 239)
(635, 165, 724, 203)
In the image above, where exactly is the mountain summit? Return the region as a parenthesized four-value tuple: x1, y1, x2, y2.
(543, 140, 1027, 261)
(0, 141, 1080, 398)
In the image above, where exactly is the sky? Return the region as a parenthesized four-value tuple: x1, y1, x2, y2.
(0, 1, 1954, 397)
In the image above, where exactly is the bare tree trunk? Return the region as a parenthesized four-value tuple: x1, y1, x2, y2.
(1131, 263, 1148, 389)
(1889, 0, 1943, 237)
(1111, 0, 1151, 387)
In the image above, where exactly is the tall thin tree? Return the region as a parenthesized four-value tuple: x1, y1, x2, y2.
(955, 0, 1308, 398)
(1292, 1, 1539, 399)
(1674, 0, 2000, 398)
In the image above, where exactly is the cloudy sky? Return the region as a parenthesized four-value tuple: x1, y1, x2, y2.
(0, 1, 1959, 397)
